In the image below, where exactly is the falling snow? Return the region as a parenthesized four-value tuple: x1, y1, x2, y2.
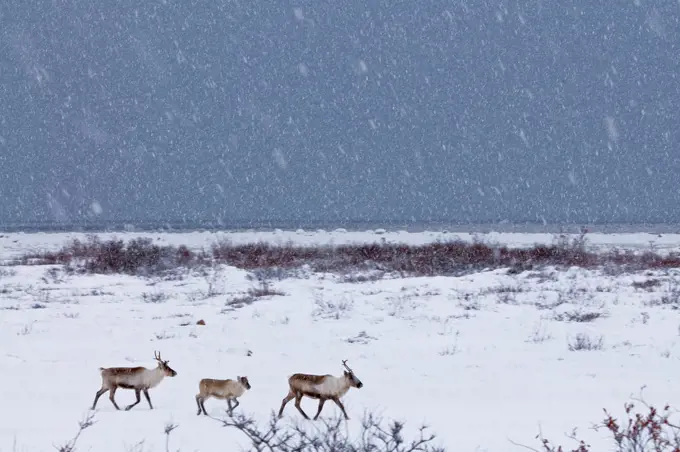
(0, 2, 676, 227)
(604, 116, 619, 143)
(272, 148, 288, 170)
(90, 200, 103, 215)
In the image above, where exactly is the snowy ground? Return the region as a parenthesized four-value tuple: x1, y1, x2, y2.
(2, 229, 680, 451)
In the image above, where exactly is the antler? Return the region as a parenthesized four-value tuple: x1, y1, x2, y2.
(342, 359, 353, 373)
(154, 350, 162, 362)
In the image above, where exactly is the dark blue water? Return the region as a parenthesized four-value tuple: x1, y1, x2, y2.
(1, 221, 679, 235)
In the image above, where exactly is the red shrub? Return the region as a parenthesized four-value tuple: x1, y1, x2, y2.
(14, 234, 680, 276)
(536, 395, 680, 452)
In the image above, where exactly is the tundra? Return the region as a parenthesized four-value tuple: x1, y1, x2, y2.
(278, 360, 363, 420)
(91, 351, 177, 411)
(195, 376, 251, 416)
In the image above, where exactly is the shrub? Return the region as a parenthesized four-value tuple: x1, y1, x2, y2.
(17, 236, 202, 276)
(219, 411, 445, 452)
(142, 291, 169, 304)
(568, 333, 604, 351)
(84, 238, 170, 275)
(55, 409, 444, 452)
(248, 280, 286, 298)
(645, 282, 680, 309)
(15, 233, 680, 277)
(524, 390, 680, 452)
(552, 310, 606, 323)
(56, 411, 96, 452)
(632, 279, 662, 290)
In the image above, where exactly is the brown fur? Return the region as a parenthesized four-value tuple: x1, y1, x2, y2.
(278, 361, 363, 421)
(99, 367, 144, 382)
(101, 367, 144, 375)
(290, 373, 329, 384)
(91, 351, 177, 411)
(286, 374, 334, 399)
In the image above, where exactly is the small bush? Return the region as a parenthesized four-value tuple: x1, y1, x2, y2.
(632, 279, 662, 290)
(439, 330, 460, 356)
(0, 267, 17, 278)
(222, 294, 257, 311)
(54, 412, 178, 452)
(526, 323, 553, 343)
(645, 283, 680, 309)
(492, 285, 525, 293)
(17, 322, 35, 335)
(497, 292, 518, 305)
(18, 236, 203, 276)
(154, 332, 176, 341)
(221, 283, 286, 313)
(459, 299, 481, 311)
(142, 291, 169, 304)
(249, 281, 286, 298)
(568, 333, 604, 351)
(342, 271, 386, 283)
(56, 411, 96, 452)
(346, 330, 378, 345)
(553, 310, 606, 323)
(525, 389, 680, 452)
(219, 411, 445, 452)
(313, 293, 354, 320)
(221, 294, 262, 313)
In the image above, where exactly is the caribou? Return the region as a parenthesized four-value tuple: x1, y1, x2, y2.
(278, 360, 363, 420)
(91, 351, 177, 411)
(195, 376, 252, 416)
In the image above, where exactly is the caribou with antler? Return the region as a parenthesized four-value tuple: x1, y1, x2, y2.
(278, 359, 363, 420)
(91, 351, 177, 411)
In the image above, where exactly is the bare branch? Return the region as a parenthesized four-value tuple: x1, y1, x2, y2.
(164, 422, 178, 452)
(527, 395, 680, 452)
(507, 438, 543, 452)
(217, 409, 444, 452)
(54, 411, 96, 452)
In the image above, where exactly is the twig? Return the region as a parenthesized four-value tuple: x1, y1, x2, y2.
(218, 408, 444, 452)
(507, 438, 542, 452)
(164, 422, 178, 452)
(54, 411, 96, 452)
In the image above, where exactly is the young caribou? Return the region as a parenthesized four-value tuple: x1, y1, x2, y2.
(278, 360, 363, 420)
(195, 376, 252, 416)
(91, 351, 177, 411)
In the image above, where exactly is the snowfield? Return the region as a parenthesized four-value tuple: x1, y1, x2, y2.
(2, 229, 680, 451)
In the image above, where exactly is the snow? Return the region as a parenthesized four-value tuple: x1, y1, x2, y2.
(1, 228, 679, 261)
(1, 229, 680, 451)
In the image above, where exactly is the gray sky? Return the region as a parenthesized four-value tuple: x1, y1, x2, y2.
(1, 1, 678, 228)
